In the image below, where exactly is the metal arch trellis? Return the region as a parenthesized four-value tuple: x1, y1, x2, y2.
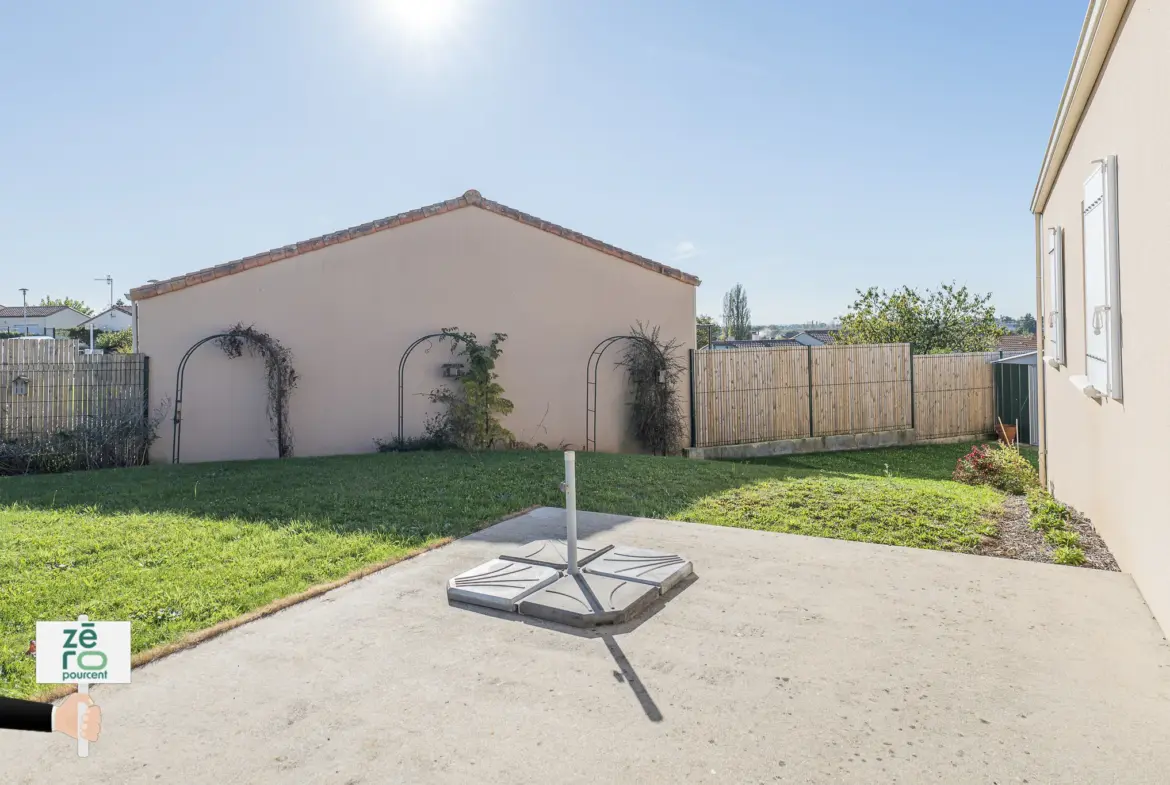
(173, 331, 294, 464)
(172, 333, 233, 464)
(584, 334, 667, 452)
(396, 331, 475, 444)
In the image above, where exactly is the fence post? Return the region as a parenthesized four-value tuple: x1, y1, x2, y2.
(908, 344, 916, 431)
(141, 355, 150, 465)
(807, 345, 814, 438)
(688, 349, 696, 449)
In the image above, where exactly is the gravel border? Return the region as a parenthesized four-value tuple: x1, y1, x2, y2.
(978, 494, 1119, 571)
(978, 495, 1053, 564)
(1064, 504, 1120, 571)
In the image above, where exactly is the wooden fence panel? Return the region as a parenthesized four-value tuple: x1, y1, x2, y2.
(693, 343, 912, 447)
(692, 344, 997, 449)
(809, 344, 912, 437)
(692, 346, 809, 447)
(911, 352, 997, 440)
(0, 340, 146, 443)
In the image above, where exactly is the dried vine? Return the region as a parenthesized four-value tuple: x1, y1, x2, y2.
(616, 322, 686, 455)
(217, 323, 298, 457)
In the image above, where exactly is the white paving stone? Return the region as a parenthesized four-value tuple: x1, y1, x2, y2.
(446, 558, 560, 612)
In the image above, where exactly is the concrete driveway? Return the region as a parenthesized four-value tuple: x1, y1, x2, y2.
(4, 508, 1169, 784)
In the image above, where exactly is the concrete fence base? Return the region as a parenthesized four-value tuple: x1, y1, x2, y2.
(912, 432, 997, 446)
(685, 429, 918, 461)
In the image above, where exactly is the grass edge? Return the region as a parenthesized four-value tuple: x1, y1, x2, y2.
(26, 504, 540, 704)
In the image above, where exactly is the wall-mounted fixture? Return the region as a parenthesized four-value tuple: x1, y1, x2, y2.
(442, 363, 467, 378)
(11, 374, 29, 396)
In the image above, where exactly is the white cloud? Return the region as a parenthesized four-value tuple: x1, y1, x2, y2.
(672, 240, 699, 261)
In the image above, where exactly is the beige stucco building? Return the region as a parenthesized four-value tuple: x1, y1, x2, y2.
(130, 190, 698, 463)
(1031, 0, 1170, 634)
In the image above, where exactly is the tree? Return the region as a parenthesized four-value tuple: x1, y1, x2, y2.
(837, 283, 1002, 354)
(1016, 314, 1037, 335)
(721, 284, 752, 340)
(39, 296, 93, 316)
(696, 315, 718, 349)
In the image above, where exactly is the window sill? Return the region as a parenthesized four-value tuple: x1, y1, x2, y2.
(1068, 375, 1103, 400)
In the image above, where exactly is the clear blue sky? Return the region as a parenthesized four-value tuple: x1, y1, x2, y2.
(1, 0, 1083, 323)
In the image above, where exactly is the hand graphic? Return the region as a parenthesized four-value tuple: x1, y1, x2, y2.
(53, 694, 101, 743)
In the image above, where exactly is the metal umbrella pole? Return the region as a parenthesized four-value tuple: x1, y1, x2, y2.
(562, 451, 579, 574)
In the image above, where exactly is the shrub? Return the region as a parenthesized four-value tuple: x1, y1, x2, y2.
(429, 330, 514, 451)
(0, 396, 168, 475)
(1045, 529, 1080, 548)
(616, 323, 686, 456)
(377, 330, 516, 453)
(1025, 489, 1090, 567)
(1026, 488, 1070, 532)
(375, 414, 453, 452)
(1052, 546, 1087, 566)
(952, 443, 1038, 494)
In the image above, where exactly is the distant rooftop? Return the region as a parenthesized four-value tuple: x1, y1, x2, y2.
(0, 305, 74, 318)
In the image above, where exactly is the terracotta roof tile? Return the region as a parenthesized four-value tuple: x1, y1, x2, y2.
(997, 334, 1037, 352)
(130, 190, 700, 301)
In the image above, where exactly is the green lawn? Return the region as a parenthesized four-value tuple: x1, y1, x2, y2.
(0, 442, 1022, 699)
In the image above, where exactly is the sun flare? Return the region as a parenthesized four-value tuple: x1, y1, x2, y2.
(381, 0, 462, 40)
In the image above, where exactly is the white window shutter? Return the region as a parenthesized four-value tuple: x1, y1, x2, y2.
(1103, 156, 1122, 400)
(1046, 226, 1065, 364)
(1082, 156, 1122, 399)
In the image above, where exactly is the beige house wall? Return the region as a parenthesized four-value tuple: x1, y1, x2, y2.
(136, 207, 696, 463)
(1038, 0, 1170, 632)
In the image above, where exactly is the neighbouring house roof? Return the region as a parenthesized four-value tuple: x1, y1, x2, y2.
(708, 339, 802, 349)
(80, 305, 133, 325)
(0, 305, 76, 318)
(1031, 0, 1130, 213)
(998, 334, 1038, 353)
(804, 329, 839, 344)
(130, 190, 701, 301)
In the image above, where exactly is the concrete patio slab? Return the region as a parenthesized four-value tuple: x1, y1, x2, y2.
(3, 506, 1169, 785)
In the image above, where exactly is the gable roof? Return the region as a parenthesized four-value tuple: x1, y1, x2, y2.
(0, 305, 74, 318)
(803, 329, 839, 344)
(80, 304, 133, 325)
(130, 190, 701, 302)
